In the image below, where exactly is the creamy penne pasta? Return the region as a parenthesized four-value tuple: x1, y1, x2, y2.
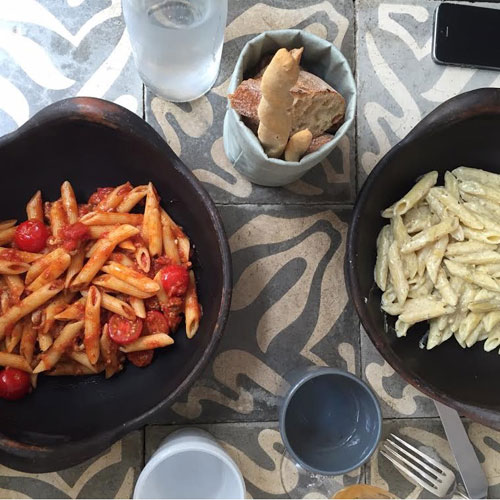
(375, 167, 500, 355)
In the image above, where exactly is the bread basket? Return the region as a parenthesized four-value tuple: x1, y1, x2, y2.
(223, 29, 356, 187)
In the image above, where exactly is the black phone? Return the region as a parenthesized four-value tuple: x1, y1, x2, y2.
(432, 3, 500, 71)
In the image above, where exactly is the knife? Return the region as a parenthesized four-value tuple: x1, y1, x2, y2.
(435, 401, 489, 499)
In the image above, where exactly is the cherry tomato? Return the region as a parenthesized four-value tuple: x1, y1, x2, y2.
(0, 367, 31, 400)
(160, 265, 189, 297)
(146, 310, 169, 334)
(127, 350, 154, 367)
(108, 314, 143, 345)
(14, 220, 49, 252)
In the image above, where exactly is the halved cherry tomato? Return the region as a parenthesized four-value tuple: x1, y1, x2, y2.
(108, 314, 143, 345)
(160, 264, 189, 297)
(127, 350, 154, 367)
(14, 220, 49, 252)
(0, 367, 31, 400)
(146, 310, 169, 334)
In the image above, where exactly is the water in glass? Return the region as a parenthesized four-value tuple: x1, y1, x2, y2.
(123, 0, 227, 102)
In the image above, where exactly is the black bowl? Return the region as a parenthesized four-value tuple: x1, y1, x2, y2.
(346, 88, 500, 429)
(0, 98, 231, 471)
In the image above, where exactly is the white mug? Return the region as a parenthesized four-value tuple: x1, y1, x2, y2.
(134, 428, 246, 499)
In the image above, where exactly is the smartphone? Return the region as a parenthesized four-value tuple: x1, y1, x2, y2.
(432, 3, 500, 71)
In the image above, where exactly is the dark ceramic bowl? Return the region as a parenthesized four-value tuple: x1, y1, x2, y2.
(0, 98, 231, 472)
(346, 88, 500, 429)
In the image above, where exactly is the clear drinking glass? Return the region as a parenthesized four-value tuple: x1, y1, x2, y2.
(122, 0, 228, 102)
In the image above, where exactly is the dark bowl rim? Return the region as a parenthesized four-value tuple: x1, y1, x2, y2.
(278, 367, 382, 476)
(0, 97, 233, 470)
(345, 87, 500, 427)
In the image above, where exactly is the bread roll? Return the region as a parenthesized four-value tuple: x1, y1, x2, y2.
(257, 48, 302, 158)
(229, 69, 345, 139)
(284, 129, 313, 162)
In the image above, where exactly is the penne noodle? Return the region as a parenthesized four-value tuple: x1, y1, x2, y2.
(119, 333, 174, 353)
(484, 325, 500, 352)
(388, 241, 408, 305)
(68, 350, 98, 373)
(445, 259, 500, 292)
(129, 297, 146, 319)
(116, 185, 148, 213)
(428, 187, 483, 229)
(462, 226, 500, 245)
(185, 270, 201, 338)
(484, 311, 500, 333)
(33, 321, 84, 373)
(160, 209, 190, 263)
(26, 191, 43, 221)
(108, 252, 135, 267)
(71, 224, 139, 290)
(6, 322, 23, 353)
(27, 252, 71, 292)
(118, 240, 136, 252)
(0, 220, 17, 232)
(20, 320, 36, 364)
(26, 248, 69, 285)
(100, 324, 122, 379)
(87, 225, 118, 239)
(0, 260, 30, 275)
(468, 299, 500, 313)
(38, 331, 53, 352)
(81, 289, 136, 321)
(401, 217, 458, 254)
(0, 280, 64, 339)
(0, 289, 9, 315)
(0, 247, 43, 263)
(80, 212, 143, 226)
(48, 200, 67, 240)
(54, 297, 86, 320)
(135, 246, 151, 273)
(395, 318, 410, 338)
(148, 207, 163, 257)
(0, 227, 16, 246)
(65, 250, 85, 288)
(435, 269, 458, 306)
(101, 262, 159, 293)
(5, 275, 24, 302)
(392, 216, 417, 279)
(384, 171, 438, 217)
(453, 166, 500, 187)
(426, 319, 443, 350)
(426, 236, 448, 284)
(444, 171, 460, 199)
(451, 251, 500, 265)
(41, 294, 73, 334)
(446, 240, 496, 256)
(142, 183, 158, 245)
(404, 206, 432, 234)
(459, 180, 500, 205)
(161, 213, 181, 264)
(84, 286, 101, 364)
(96, 182, 131, 212)
(399, 297, 453, 325)
(92, 274, 156, 299)
(0, 352, 32, 372)
(61, 181, 78, 224)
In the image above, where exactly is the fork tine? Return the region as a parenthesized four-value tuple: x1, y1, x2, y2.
(390, 433, 452, 473)
(380, 450, 439, 494)
(383, 442, 441, 485)
(385, 439, 444, 480)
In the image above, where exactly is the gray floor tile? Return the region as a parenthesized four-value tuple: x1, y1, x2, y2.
(0, 0, 143, 136)
(146, 422, 363, 499)
(356, 0, 500, 188)
(367, 418, 499, 498)
(144, 0, 355, 204)
(0, 431, 143, 499)
(361, 326, 438, 419)
(150, 204, 360, 424)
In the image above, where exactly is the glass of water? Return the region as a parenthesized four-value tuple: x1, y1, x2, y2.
(122, 0, 228, 102)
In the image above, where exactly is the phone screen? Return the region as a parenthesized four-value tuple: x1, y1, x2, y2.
(433, 3, 500, 70)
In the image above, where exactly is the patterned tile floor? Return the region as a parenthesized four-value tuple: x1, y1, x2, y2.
(0, 0, 499, 498)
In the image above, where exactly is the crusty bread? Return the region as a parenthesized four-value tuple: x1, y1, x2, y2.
(229, 69, 345, 138)
(257, 48, 302, 158)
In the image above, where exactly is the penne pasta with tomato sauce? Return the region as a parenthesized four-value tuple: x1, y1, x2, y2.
(0, 182, 201, 400)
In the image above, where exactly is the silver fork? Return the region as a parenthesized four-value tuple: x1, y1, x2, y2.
(380, 434, 466, 498)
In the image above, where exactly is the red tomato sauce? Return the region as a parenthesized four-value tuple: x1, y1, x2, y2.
(0, 249, 22, 262)
(61, 222, 90, 252)
(88, 187, 114, 207)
